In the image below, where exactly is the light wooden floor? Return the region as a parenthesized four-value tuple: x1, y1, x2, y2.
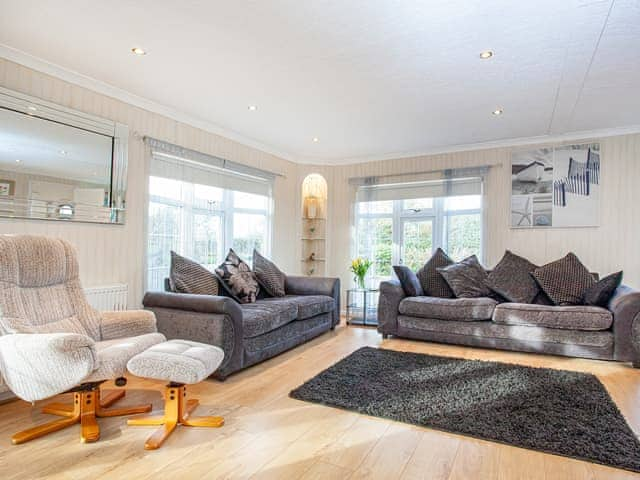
(1, 323, 640, 480)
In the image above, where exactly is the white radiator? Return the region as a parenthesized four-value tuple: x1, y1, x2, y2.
(84, 284, 128, 311)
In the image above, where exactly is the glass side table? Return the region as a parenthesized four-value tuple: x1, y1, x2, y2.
(346, 288, 379, 326)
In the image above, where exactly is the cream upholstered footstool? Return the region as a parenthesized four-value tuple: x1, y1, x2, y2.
(126, 339, 225, 450)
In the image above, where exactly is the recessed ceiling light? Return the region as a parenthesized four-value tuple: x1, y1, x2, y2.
(131, 47, 147, 56)
(248, 105, 257, 111)
(312, 137, 319, 143)
(15, 159, 21, 163)
(479, 50, 494, 59)
(59, 150, 68, 155)
(492, 108, 504, 116)
(27, 105, 37, 111)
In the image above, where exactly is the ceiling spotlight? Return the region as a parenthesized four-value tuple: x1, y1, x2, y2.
(15, 159, 21, 163)
(131, 47, 147, 56)
(479, 50, 494, 59)
(492, 108, 504, 116)
(59, 149, 68, 155)
(248, 105, 257, 111)
(27, 105, 37, 111)
(312, 137, 319, 143)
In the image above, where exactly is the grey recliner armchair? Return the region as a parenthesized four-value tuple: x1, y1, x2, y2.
(0, 235, 166, 444)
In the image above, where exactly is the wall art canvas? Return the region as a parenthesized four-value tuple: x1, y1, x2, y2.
(0, 179, 15, 196)
(511, 143, 599, 228)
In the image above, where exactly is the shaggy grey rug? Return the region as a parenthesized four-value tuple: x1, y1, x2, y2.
(290, 347, 640, 472)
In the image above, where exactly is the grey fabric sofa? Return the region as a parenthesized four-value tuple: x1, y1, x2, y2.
(143, 275, 340, 379)
(378, 279, 640, 366)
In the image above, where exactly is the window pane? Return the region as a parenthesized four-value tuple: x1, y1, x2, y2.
(193, 184, 223, 210)
(402, 220, 433, 271)
(193, 213, 222, 270)
(149, 176, 183, 202)
(233, 213, 267, 263)
(446, 214, 481, 261)
(234, 191, 268, 210)
(444, 195, 482, 211)
(403, 198, 433, 211)
(357, 217, 393, 279)
(357, 200, 393, 214)
(147, 201, 181, 291)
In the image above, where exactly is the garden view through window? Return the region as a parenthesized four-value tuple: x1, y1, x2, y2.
(356, 195, 482, 285)
(147, 176, 271, 291)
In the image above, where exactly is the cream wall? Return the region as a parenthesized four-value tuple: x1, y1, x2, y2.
(0, 58, 301, 307)
(317, 134, 640, 297)
(2, 56, 639, 309)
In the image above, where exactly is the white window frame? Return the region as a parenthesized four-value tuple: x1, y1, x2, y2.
(354, 196, 483, 282)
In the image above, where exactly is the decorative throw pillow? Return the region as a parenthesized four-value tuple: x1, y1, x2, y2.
(215, 249, 260, 304)
(582, 271, 623, 307)
(416, 248, 454, 298)
(253, 249, 286, 297)
(531, 253, 595, 306)
(170, 251, 219, 296)
(393, 265, 424, 297)
(485, 250, 539, 303)
(437, 255, 492, 298)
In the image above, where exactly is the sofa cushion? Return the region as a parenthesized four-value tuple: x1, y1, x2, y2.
(437, 255, 492, 298)
(216, 249, 260, 304)
(170, 251, 219, 296)
(416, 248, 454, 298)
(492, 303, 613, 331)
(583, 271, 623, 307)
(253, 249, 286, 297)
(240, 301, 297, 338)
(393, 265, 423, 297)
(398, 296, 498, 321)
(260, 295, 335, 320)
(485, 250, 539, 303)
(532, 253, 595, 305)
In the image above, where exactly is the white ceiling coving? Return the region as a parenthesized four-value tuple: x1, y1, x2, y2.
(0, 0, 639, 165)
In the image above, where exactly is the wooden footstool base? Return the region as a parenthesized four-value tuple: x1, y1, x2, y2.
(126, 339, 225, 450)
(127, 383, 224, 450)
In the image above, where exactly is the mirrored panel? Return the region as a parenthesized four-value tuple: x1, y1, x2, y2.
(0, 87, 127, 224)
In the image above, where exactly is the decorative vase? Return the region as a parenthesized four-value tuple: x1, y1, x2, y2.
(355, 275, 366, 290)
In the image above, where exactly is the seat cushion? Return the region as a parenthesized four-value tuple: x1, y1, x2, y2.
(259, 295, 335, 320)
(86, 332, 166, 382)
(127, 339, 225, 384)
(240, 301, 297, 338)
(398, 296, 498, 321)
(492, 303, 613, 331)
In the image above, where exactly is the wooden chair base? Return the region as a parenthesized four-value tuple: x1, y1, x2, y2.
(12, 385, 152, 445)
(127, 383, 224, 450)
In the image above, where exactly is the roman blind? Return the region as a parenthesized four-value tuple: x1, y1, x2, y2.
(146, 137, 276, 197)
(350, 166, 488, 202)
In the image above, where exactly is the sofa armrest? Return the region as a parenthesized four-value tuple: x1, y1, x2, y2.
(142, 292, 243, 379)
(285, 276, 341, 327)
(608, 285, 640, 364)
(378, 279, 406, 336)
(0, 333, 96, 402)
(100, 310, 157, 340)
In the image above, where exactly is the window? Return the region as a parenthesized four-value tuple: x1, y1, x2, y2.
(355, 194, 482, 285)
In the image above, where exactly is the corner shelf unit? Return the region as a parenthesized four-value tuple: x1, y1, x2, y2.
(301, 175, 328, 277)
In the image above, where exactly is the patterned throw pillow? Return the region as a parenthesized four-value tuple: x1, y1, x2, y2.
(485, 250, 539, 304)
(417, 248, 454, 298)
(253, 249, 286, 297)
(582, 271, 623, 307)
(393, 265, 424, 297)
(170, 251, 219, 296)
(215, 249, 260, 303)
(437, 255, 492, 298)
(531, 253, 596, 306)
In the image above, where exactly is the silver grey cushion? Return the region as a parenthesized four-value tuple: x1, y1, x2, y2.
(261, 295, 335, 320)
(492, 303, 613, 331)
(127, 339, 224, 384)
(240, 301, 297, 338)
(253, 250, 286, 297)
(398, 296, 498, 321)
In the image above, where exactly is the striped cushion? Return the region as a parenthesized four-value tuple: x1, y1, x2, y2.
(532, 253, 595, 306)
(253, 250, 286, 297)
(170, 251, 219, 296)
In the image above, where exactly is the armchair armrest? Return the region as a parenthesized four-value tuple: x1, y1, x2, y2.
(609, 285, 640, 364)
(0, 333, 96, 402)
(142, 292, 243, 379)
(378, 279, 406, 336)
(285, 276, 341, 327)
(100, 310, 157, 340)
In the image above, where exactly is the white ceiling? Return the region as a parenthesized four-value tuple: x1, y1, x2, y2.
(0, 0, 639, 165)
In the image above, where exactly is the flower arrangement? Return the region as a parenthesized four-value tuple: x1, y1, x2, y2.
(350, 257, 372, 289)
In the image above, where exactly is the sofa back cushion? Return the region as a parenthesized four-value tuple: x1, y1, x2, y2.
(485, 250, 539, 304)
(532, 253, 595, 305)
(437, 255, 492, 298)
(416, 248, 454, 298)
(393, 265, 423, 297)
(170, 251, 219, 296)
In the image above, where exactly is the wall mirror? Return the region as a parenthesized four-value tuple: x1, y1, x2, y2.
(0, 86, 128, 224)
